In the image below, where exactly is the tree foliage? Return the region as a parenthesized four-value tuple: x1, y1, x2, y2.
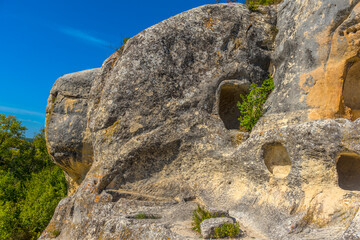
(237, 76, 274, 132)
(0, 114, 67, 240)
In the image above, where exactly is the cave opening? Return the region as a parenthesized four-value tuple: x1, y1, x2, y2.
(337, 153, 360, 191)
(343, 60, 360, 120)
(263, 143, 291, 178)
(218, 82, 248, 130)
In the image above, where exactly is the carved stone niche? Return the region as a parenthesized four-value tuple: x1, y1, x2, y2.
(343, 59, 360, 120)
(337, 152, 360, 191)
(216, 80, 250, 130)
(263, 143, 291, 178)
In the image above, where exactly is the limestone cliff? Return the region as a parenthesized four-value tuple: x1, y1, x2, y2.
(42, 1, 360, 239)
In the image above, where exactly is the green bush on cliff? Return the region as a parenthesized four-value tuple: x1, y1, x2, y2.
(246, 0, 282, 5)
(247, 1, 259, 11)
(192, 205, 219, 233)
(0, 114, 67, 240)
(237, 76, 274, 131)
(246, 0, 282, 11)
(212, 222, 240, 238)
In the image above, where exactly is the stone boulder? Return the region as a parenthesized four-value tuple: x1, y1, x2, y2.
(45, 68, 99, 194)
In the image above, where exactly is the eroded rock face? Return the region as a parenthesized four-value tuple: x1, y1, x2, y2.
(256, 0, 360, 132)
(42, 1, 360, 239)
(45, 69, 99, 194)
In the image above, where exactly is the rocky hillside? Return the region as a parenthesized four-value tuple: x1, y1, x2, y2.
(42, 0, 360, 239)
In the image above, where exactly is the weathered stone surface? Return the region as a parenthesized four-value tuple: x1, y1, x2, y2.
(200, 217, 236, 239)
(256, 0, 360, 133)
(45, 68, 100, 194)
(42, 1, 360, 239)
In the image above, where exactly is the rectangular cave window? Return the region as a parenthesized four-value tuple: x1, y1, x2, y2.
(218, 82, 248, 130)
(263, 143, 291, 178)
(343, 60, 360, 120)
(337, 153, 360, 191)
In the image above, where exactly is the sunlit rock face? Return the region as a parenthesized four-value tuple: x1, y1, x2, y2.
(45, 68, 99, 195)
(43, 1, 360, 239)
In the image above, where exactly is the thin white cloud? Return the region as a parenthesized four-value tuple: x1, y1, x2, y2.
(58, 26, 113, 49)
(0, 106, 45, 117)
(19, 119, 43, 124)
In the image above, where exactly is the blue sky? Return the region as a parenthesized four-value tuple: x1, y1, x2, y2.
(0, 0, 245, 138)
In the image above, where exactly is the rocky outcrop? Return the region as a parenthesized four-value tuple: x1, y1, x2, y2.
(46, 69, 99, 195)
(257, 0, 360, 132)
(43, 1, 360, 239)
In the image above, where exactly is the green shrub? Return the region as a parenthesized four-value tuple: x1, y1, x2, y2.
(212, 222, 240, 238)
(135, 213, 147, 219)
(0, 115, 67, 239)
(237, 75, 274, 131)
(19, 167, 67, 237)
(122, 37, 130, 45)
(134, 213, 159, 219)
(247, 1, 259, 11)
(117, 37, 130, 53)
(246, 0, 282, 5)
(192, 205, 221, 233)
(51, 230, 61, 237)
(257, 0, 274, 4)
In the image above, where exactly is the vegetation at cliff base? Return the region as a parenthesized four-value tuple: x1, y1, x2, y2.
(212, 222, 240, 238)
(192, 205, 219, 233)
(192, 205, 240, 238)
(237, 76, 274, 131)
(0, 114, 67, 240)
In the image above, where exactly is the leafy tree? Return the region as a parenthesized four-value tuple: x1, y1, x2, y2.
(32, 129, 53, 170)
(0, 114, 67, 239)
(0, 170, 22, 240)
(0, 114, 27, 170)
(19, 167, 66, 239)
(237, 76, 274, 131)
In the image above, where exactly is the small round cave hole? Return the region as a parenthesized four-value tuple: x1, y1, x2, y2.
(263, 143, 291, 178)
(343, 60, 360, 120)
(218, 82, 248, 130)
(337, 153, 360, 191)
